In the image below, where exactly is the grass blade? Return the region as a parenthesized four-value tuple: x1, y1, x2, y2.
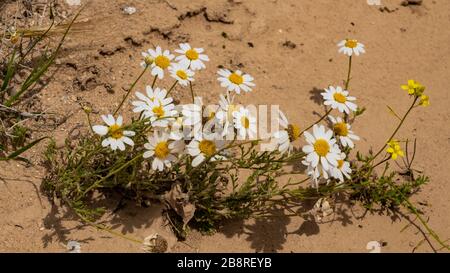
(4, 6, 84, 107)
(0, 136, 47, 161)
(1, 48, 17, 94)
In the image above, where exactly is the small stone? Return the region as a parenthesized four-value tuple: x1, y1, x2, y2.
(123, 6, 137, 15)
(401, 0, 423, 6)
(282, 40, 296, 49)
(104, 83, 115, 94)
(67, 241, 81, 253)
(69, 128, 81, 139)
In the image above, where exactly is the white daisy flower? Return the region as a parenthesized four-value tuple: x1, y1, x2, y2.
(232, 106, 257, 139)
(271, 130, 290, 153)
(181, 97, 203, 138)
(181, 96, 203, 126)
(217, 69, 255, 94)
(147, 46, 174, 79)
(143, 131, 184, 172)
(215, 94, 240, 138)
(169, 116, 185, 141)
(92, 114, 135, 151)
(337, 39, 365, 57)
(187, 133, 225, 167)
(202, 103, 222, 136)
(328, 115, 360, 148)
(321, 86, 357, 114)
(204, 103, 219, 122)
(329, 153, 352, 183)
(302, 124, 341, 171)
(132, 86, 172, 114)
(143, 100, 177, 128)
(174, 43, 209, 70)
(168, 62, 195, 87)
(270, 110, 301, 154)
(302, 160, 329, 189)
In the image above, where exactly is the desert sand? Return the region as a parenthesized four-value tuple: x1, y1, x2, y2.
(0, 0, 449, 252)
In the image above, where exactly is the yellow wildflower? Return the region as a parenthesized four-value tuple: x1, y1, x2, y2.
(419, 94, 430, 107)
(386, 140, 404, 160)
(401, 80, 425, 97)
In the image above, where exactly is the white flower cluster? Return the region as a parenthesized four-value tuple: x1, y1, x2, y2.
(91, 40, 364, 189)
(93, 43, 257, 170)
(300, 39, 365, 187)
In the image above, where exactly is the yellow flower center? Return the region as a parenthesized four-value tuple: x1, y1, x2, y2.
(176, 69, 188, 80)
(154, 141, 170, 159)
(241, 116, 250, 129)
(185, 49, 199, 60)
(155, 55, 170, 69)
(333, 122, 348, 136)
(208, 111, 216, 120)
(199, 140, 216, 157)
(152, 106, 165, 117)
(108, 124, 123, 139)
(287, 124, 301, 142)
(337, 159, 344, 169)
(345, 39, 358, 48)
(314, 139, 330, 157)
(333, 92, 347, 103)
(229, 73, 244, 85)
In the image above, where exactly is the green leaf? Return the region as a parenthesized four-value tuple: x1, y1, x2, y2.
(0, 136, 47, 161)
(1, 48, 17, 93)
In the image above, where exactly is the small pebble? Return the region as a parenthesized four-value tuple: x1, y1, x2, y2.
(123, 6, 137, 15)
(401, 0, 423, 6)
(67, 241, 81, 253)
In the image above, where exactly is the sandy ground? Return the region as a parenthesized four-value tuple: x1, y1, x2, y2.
(1, 0, 449, 252)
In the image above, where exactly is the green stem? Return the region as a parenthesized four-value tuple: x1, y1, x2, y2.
(282, 177, 310, 188)
(344, 55, 353, 122)
(345, 55, 353, 90)
(371, 97, 418, 162)
(73, 207, 142, 244)
(372, 156, 390, 169)
(84, 111, 94, 134)
(390, 181, 450, 251)
(300, 109, 332, 135)
(166, 80, 178, 96)
(151, 75, 157, 89)
(113, 66, 148, 116)
(79, 153, 143, 198)
(189, 81, 195, 103)
(74, 144, 103, 173)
